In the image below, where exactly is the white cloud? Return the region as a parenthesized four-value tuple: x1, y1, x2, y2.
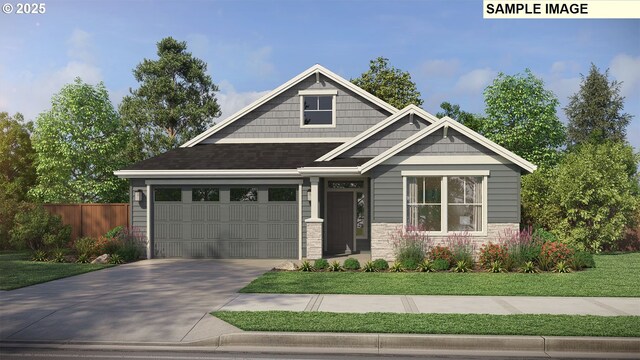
(454, 68, 497, 94)
(610, 53, 640, 98)
(419, 59, 460, 78)
(216, 80, 270, 121)
(247, 46, 275, 78)
(548, 76, 581, 104)
(67, 28, 95, 63)
(550, 60, 580, 75)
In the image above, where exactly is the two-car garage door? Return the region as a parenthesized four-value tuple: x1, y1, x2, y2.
(153, 186, 298, 258)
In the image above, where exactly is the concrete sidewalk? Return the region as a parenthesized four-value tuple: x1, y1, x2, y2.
(219, 294, 640, 316)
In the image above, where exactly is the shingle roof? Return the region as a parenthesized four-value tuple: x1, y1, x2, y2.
(122, 143, 343, 170)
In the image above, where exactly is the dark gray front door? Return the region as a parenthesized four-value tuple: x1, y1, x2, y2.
(326, 192, 354, 254)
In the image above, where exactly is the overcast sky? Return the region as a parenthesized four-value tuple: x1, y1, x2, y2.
(1, 0, 638, 148)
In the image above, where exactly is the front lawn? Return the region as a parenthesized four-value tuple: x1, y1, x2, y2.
(0, 251, 112, 290)
(240, 253, 640, 297)
(213, 311, 640, 337)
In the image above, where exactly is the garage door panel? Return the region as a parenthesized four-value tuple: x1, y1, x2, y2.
(192, 204, 221, 222)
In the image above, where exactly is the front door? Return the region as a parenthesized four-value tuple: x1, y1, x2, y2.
(326, 192, 354, 254)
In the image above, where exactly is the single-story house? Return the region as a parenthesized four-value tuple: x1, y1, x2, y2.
(114, 64, 536, 260)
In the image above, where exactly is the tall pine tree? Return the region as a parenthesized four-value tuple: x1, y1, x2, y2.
(565, 64, 632, 146)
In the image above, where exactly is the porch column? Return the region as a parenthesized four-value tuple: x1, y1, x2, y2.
(146, 184, 152, 259)
(305, 176, 323, 259)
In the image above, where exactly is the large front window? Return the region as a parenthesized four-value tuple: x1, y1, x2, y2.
(405, 175, 485, 233)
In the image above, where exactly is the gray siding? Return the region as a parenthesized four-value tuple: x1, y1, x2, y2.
(370, 164, 521, 224)
(203, 74, 392, 142)
(342, 115, 431, 158)
(400, 129, 493, 156)
(130, 179, 147, 240)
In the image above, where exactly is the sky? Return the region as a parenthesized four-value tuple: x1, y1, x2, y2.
(1, 0, 639, 148)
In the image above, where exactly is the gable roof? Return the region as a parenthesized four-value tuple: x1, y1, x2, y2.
(315, 104, 438, 161)
(358, 116, 538, 173)
(181, 64, 400, 148)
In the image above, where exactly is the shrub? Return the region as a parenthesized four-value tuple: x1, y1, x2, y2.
(446, 232, 475, 266)
(94, 236, 122, 255)
(74, 237, 97, 257)
(432, 258, 450, 271)
(105, 225, 125, 239)
(488, 261, 505, 273)
(479, 243, 508, 269)
(554, 260, 571, 273)
(539, 241, 574, 271)
(499, 227, 543, 270)
(390, 225, 430, 270)
(389, 262, 404, 272)
(109, 253, 124, 264)
(298, 260, 313, 272)
(520, 261, 538, 273)
(31, 249, 47, 262)
(372, 258, 389, 271)
(96, 226, 145, 260)
(328, 260, 342, 272)
(76, 253, 90, 263)
(416, 259, 434, 272)
(452, 260, 471, 273)
(9, 204, 71, 251)
(343, 258, 360, 271)
(314, 258, 329, 270)
(362, 261, 376, 272)
(428, 245, 453, 266)
(570, 251, 596, 270)
(50, 248, 66, 263)
(116, 241, 141, 262)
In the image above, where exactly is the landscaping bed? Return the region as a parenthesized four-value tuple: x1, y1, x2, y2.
(213, 311, 640, 337)
(241, 253, 640, 297)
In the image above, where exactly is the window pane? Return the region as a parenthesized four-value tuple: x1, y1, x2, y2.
(424, 177, 441, 203)
(268, 188, 296, 201)
(466, 177, 483, 203)
(448, 205, 482, 231)
(356, 192, 365, 236)
(328, 181, 364, 189)
(155, 188, 181, 202)
(303, 110, 332, 125)
(230, 188, 258, 201)
(318, 96, 332, 110)
(304, 96, 318, 110)
(407, 204, 441, 231)
(448, 177, 465, 204)
(192, 188, 219, 202)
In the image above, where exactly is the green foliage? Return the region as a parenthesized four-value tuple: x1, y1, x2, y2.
(565, 64, 632, 146)
(488, 261, 505, 273)
(482, 69, 566, 168)
(446, 233, 475, 266)
(10, 204, 71, 251)
(416, 259, 435, 273)
(0, 112, 36, 249)
(570, 251, 596, 271)
(362, 261, 376, 272)
(391, 226, 429, 271)
(553, 261, 571, 273)
(328, 260, 343, 272)
(298, 260, 314, 272)
(50, 248, 66, 263)
(524, 142, 639, 252)
(74, 237, 97, 257)
(452, 260, 471, 273)
(372, 258, 389, 271)
(389, 262, 404, 272)
(109, 253, 124, 264)
(432, 258, 451, 271)
(116, 241, 141, 262)
(343, 258, 361, 271)
(76, 253, 90, 264)
(105, 226, 125, 239)
(30, 79, 129, 203)
(351, 57, 423, 109)
(119, 37, 221, 159)
(314, 258, 329, 270)
(436, 102, 484, 133)
(520, 261, 538, 273)
(31, 250, 47, 262)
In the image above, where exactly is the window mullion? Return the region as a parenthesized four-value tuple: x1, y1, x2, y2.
(441, 176, 447, 233)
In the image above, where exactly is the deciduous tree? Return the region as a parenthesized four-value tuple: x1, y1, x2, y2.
(436, 101, 484, 133)
(352, 57, 423, 109)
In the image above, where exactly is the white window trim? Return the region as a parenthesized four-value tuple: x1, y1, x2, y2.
(402, 174, 489, 237)
(299, 91, 337, 128)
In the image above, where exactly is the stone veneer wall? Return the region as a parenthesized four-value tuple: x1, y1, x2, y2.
(370, 222, 520, 261)
(305, 219, 324, 259)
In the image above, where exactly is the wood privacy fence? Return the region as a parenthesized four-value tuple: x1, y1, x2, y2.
(43, 203, 130, 240)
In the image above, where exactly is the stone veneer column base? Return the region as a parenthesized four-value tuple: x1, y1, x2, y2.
(305, 218, 324, 260)
(370, 222, 520, 261)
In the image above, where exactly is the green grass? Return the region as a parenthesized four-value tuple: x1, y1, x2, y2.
(240, 253, 640, 297)
(213, 311, 640, 337)
(0, 251, 112, 290)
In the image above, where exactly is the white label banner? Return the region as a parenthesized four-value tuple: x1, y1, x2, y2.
(484, 0, 640, 18)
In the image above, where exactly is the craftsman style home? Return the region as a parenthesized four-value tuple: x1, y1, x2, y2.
(115, 64, 536, 260)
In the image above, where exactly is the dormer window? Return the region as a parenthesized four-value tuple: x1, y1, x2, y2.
(299, 89, 337, 128)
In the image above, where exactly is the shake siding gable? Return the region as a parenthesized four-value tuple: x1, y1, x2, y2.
(399, 128, 494, 156)
(202, 74, 392, 142)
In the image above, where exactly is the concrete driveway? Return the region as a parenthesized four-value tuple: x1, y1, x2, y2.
(0, 259, 280, 343)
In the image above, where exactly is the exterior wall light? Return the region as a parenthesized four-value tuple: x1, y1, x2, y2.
(134, 189, 143, 202)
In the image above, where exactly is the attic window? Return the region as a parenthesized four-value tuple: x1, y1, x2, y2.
(299, 89, 337, 128)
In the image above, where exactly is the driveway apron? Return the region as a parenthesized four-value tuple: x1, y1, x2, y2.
(0, 259, 279, 343)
